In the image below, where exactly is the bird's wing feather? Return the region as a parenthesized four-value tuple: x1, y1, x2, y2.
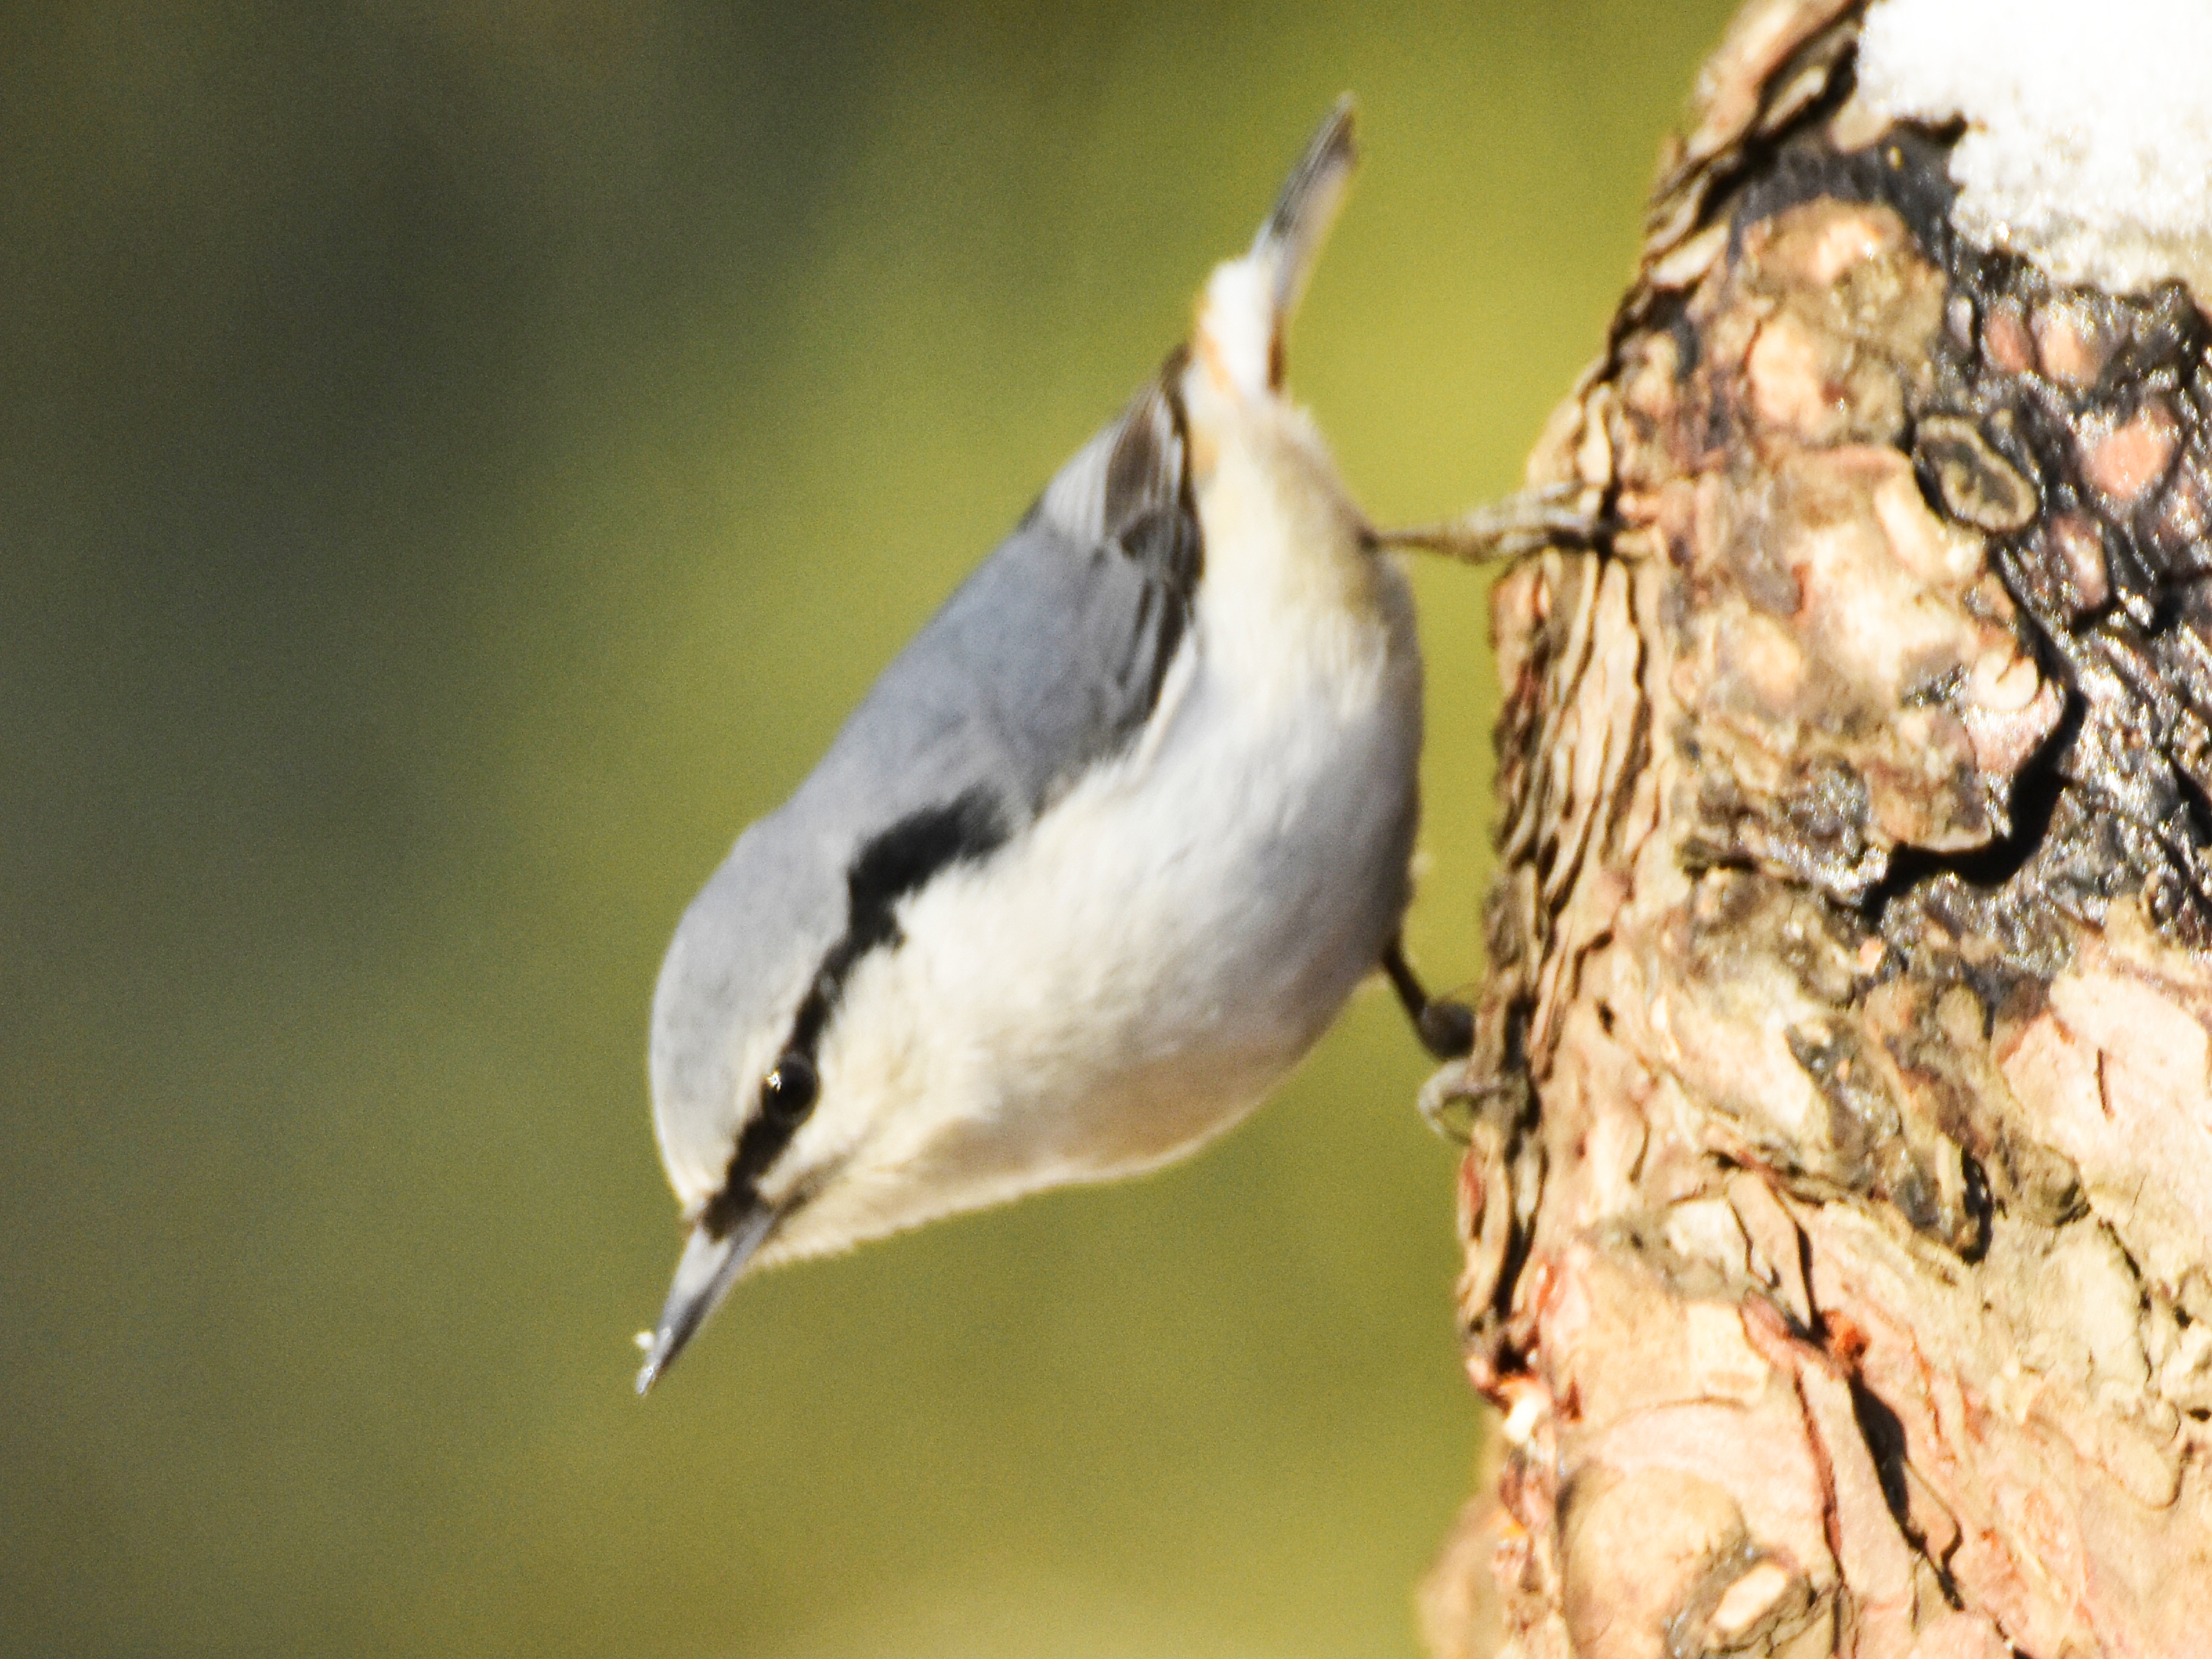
(796, 363, 1199, 841)
(650, 365, 1200, 1195)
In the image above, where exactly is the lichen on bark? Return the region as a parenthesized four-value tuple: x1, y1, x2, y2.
(1418, 4, 2212, 1655)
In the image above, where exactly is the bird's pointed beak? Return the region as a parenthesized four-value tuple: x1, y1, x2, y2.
(634, 1203, 776, 1395)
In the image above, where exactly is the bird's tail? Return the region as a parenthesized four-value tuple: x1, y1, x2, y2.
(1195, 97, 1358, 397)
(1251, 95, 1358, 336)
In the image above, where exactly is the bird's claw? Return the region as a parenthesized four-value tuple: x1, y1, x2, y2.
(1374, 485, 1614, 565)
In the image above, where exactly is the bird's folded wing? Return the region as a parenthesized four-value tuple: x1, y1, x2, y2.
(797, 362, 1201, 841)
(648, 364, 1205, 1195)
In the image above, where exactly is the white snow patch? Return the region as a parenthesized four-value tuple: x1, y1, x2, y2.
(1857, 0, 2212, 303)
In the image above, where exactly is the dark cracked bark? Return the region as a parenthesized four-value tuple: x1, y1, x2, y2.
(1416, 4, 2212, 1656)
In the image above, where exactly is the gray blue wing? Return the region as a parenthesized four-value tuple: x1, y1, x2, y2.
(650, 361, 1201, 1189)
(796, 361, 1200, 842)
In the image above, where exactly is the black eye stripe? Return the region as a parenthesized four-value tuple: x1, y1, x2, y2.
(701, 791, 1010, 1241)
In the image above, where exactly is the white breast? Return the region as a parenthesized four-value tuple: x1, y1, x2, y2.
(758, 400, 1423, 1266)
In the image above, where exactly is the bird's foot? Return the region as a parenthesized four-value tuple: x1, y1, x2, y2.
(1372, 485, 1611, 565)
(1380, 937, 1474, 1062)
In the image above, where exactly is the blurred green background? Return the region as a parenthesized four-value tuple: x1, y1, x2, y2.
(0, 3, 1734, 1655)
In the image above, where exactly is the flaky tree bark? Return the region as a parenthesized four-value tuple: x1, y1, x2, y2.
(1416, 5, 2212, 1656)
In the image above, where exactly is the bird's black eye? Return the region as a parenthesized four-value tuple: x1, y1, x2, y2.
(761, 1053, 818, 1121)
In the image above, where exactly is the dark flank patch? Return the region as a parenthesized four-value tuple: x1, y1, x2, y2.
(703, 789, 1009, 1238)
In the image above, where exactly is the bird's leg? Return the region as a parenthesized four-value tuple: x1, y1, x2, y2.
(1371, 484, 1611, 565)
(1381, 936, 1475, 1060)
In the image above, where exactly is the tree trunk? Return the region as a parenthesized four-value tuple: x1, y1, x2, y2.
(1416, 4, 2212, 1655)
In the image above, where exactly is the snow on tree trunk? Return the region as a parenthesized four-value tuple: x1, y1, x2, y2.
(1416, 3, 2212, 1655)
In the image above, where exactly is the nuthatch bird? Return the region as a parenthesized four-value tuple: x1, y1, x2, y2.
(636, 100, 1481, 1394)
